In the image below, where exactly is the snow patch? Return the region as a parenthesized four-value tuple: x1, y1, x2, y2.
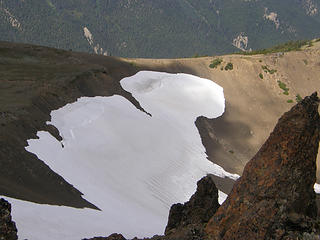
(5, 71, 239, 240)
(218, 191, 228, 204)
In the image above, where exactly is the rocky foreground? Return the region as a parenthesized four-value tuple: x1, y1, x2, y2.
(1, 93, 320, 239)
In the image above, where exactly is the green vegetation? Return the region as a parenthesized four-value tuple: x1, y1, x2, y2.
(262, 65, 277, 74)
(303, 59, 308, 65)
(277, 81, 289, 95)
(236, 40, 312, 56)
(259, 73, 263, 79)
(287, 99, 294, 103)
(224, 62, 233, 71)
(209, 58, 223, 68)
(129, 61, 138, 68)
(193, 53, 208, 58)
(46, 0, 56, 10)
(296, 94, 303, 102)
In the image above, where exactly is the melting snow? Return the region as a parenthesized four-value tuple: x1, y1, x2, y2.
(3, 71, 239, 240)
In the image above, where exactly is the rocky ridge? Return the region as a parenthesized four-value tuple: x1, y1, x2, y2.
(205, 92, 320, 240)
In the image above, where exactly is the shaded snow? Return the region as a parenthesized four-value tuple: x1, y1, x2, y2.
(4, 71, 239, 240)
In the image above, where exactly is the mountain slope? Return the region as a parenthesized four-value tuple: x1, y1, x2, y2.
(1, 0, 320, 58)
(0, 40, 320, 238)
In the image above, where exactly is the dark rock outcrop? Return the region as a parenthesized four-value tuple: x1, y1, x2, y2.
(0, 198, 18, 240)
(164, 174, 220, 239)
(83, 233, 126, 240)
(205, 92, 320, 239)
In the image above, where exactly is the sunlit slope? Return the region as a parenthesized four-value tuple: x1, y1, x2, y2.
(132, 40, 320, 180)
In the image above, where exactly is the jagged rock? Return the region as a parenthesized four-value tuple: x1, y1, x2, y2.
(164, 174, 220, 239)
(83, 233, 126, 240)
(205, 93, 320, 240)
(0, 198, 18, 240)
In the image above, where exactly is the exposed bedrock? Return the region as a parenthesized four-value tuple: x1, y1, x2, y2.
(164, 174, 220, 239)
(83, 234, 126, 240)
(0, 198, 18, 240)
(205, 92, 320, 239)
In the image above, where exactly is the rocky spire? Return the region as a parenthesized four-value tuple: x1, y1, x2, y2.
(205, 92, 320, 239)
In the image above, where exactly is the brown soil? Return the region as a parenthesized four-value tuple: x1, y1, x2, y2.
(132, 42, 320, 180)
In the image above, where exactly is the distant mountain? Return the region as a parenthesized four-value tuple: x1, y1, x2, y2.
(1, 0, 320, 58)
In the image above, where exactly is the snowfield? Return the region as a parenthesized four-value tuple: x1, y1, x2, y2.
(2, 71, 240, 240)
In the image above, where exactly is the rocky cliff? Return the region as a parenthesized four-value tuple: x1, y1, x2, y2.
(205, 93, 320, 239)
(0, 198, 17, 240)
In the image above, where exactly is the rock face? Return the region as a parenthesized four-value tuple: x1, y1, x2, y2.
(205, 93, 320, 239)
(164, 174, 220, 239)
(83, 233, 126, 240)
(0, 198, 18, 240)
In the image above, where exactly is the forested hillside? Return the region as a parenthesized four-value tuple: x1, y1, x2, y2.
(1, 0, 320, 58)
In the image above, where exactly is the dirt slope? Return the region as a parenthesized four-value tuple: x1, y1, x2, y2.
(132, 41, 320, 181)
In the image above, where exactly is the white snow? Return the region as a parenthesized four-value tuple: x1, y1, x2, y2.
(3, 71, 239, 240)
(314, 183, 320, 194)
